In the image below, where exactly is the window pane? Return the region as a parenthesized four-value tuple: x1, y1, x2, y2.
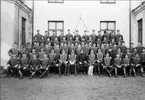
(108, 22, 115, 30)
(49, 30, 54, 36)
(49, 22, 55, 30)
(56, 0, 63, 3)
(108, 0, 115, 3)
(48, 0, 56, 2)
(57, 22, 63, 30)
(101, 22, 107, 30)
(100, 0, 108, 3)
(56, 31, 61, 36)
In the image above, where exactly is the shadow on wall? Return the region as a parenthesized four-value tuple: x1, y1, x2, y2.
(1, 12, 13, 68)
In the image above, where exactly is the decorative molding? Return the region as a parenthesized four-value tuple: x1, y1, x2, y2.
(132, 1, 145, 15)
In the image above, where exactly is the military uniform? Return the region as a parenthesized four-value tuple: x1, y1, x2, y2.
(39, 58, 50, 78)
(68, 54, 77, 75)
(7, 57, 20, 77)
(59, 53, 67, 75)
(77, 53, 88, 74)
(103, 57, 112, 77)
(89, 54, 97, 74)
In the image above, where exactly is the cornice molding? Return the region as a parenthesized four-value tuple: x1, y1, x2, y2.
(132, 1, 145, 15)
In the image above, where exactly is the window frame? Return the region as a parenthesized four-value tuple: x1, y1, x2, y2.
(48, 20, 64, 35)
(100, 0, 116, 4)
(100, 21, 116, 34)
(48, 0, 64, 3)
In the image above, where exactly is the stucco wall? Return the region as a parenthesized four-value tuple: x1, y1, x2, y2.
(31, 1, 131, 47)
(132, 10, 145, 47)
(1, 1, 15, 67)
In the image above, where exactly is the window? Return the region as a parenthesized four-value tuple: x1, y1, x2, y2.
(21, 17, 26, 45)
(138, 19, 143, 44)
(48, 21, 64, 36)
(100, 21, 116, 33)
(100, 0, 116, 4)
(48, 0, 64, 3)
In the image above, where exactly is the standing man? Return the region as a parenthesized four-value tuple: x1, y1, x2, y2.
(59, 30, 65, 42)
(34, 30, 42, 43)
(115, 30, 123, 44)
(74, 30, 81, 42)
(82, 30, 89, 42)
(66, 29, 73, 42)
(90, 30, 97, 43)
(51, 30, 57, 42)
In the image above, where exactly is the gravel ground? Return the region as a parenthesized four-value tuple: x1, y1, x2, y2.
(1, 74, 145, 100)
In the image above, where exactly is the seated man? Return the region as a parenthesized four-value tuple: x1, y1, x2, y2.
(88, 49, 97, 75)
(114, 53, 122, 78)
(77, 49, 88, 75)
(7, 54, 20, 77)
(68, 50, 77, 76)
(59, 49, 68, 76)
(97, 49, 104, 75)
(102, 53, 112, 77)
(29, 54, 41, 79)
(122, 54, 130, 77)
(19, 53, 30, 79)
(39, 53, 50, 78)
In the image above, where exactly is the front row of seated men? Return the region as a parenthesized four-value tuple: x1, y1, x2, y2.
(7, 46, 145, 79)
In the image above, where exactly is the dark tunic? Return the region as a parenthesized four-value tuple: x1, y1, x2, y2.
(132, 57, 141, 65)
(115, 34, 123, 43)
(89, 54, 96, 64)
(39, 52, 45, 60)
(90, 34, 97, 43)
(54, 48, 60, 59)
(82, 34, 89, 42)
(69, 54, 76, 62)
(136, 46, 144, 55)
(60, 54, 67, 62)
(115, 57, 122, 65)
(8, 58, 20, 66)
(66, 34, 73, 41)
(44, 46, 52, 55)
(8, 48, 19, 56)
(49, 53, 56, 62)
(97, 34, 102, 41)
(97, 52, 103, 62)
(123, 58, 130, 65)
(30, 58, 40, 67)
(104, 57, 111, 66)
(20, 58, 29, 66)
(40, 58, 49, 67)
(74, 34, 81, 41)
(34, 34, 42, 43)
(77, 53, 88, 62)
(141, 53, 145, 63)
(26, 46, 32, 54)
(33, 45, 40, 53)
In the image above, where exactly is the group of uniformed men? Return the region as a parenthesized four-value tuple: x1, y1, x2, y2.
(7, 29, 145, 79)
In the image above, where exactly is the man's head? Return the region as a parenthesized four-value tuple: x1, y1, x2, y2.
(138, 41, 142, 46)
(76, 30, 79, 34)
(37, 30, 40, 34)
(92, 30, 95, 34)
(117, 30, 120, 34)
(67, 29, 70, 33)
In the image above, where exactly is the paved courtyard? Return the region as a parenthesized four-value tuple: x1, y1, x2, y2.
(1, 74, 145, 100)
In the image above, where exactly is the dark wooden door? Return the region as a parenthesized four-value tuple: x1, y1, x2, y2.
(138, 19, 143, 44)
(22, 17, 26, 45)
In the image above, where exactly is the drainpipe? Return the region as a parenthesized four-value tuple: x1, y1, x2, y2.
(32, 0, 34, 46)
(129, 0, 131, 48)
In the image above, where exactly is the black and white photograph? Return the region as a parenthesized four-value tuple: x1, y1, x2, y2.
(1, 0, 145, 100)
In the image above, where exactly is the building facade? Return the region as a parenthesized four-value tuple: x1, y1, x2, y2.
(26, 0, 143, 47)
(1, 0, 32, 66)
(132, 1, 145, 46)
